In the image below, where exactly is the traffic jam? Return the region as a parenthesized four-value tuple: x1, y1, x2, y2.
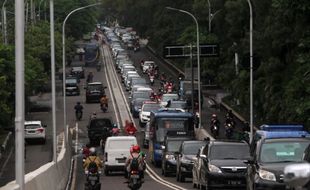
(66, 25, 310, 190)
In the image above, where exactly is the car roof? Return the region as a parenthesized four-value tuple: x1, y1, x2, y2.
(72, 66, 83, 70)
(25, 121, 42, 125)
(209, 140, 248, 146)
(107, 136, 137, 141)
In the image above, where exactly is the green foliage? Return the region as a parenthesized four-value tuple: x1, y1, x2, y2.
(103, 0, 310, 128)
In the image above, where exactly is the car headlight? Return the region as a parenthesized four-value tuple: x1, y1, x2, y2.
(258, 169, 276, 182)
(208, 164, 222, 173)
(165, 154, 175, 160)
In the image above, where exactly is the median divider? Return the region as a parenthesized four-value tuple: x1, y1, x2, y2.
(0, 132, 72, 190)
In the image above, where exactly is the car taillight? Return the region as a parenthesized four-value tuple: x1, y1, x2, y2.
(37, 128, 44, 133)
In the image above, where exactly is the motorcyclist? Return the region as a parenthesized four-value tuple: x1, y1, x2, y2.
(90, 112, 97, 120)
(210, 114, 220, 127)
(125, 145, 145, 181)
(100, 94, 109, 109)
(83, 147, 103, 172)
(125, 121, 137, 135)
(86, 72, 94, 83)
(111, 124, 120, 136)
(74, 102, 83, 119)
(225, 110, 235, 127)
(82, 143, 91, 159)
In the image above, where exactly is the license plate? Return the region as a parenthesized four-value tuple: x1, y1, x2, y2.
(116, 158, 125, 163)
(131, 175, 139, 179)
(88, 176, 98, 181)
(228, 180, 241, 185)
(27, 131, 35, 134)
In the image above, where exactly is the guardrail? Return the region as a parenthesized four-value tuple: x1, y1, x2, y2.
(0, 132, 72, 190)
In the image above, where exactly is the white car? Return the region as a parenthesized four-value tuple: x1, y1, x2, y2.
(160, 93, 179, 107)
(104, 136, 138, 175)
(139, 102, 161, 126)
(24, 121, 46, 144)
(142, 61, 154, 73)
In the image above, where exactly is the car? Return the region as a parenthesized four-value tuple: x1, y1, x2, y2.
(123, 71, 137, 83)
(65, 77, 80, 96)
(193, 140, 250, 189)
(129, 78, 147, 91)
(139, 102, 161, 126)
(24, 121, 47, 144)
(85, 82, 106, 103)
(130, 98, 150, 118)
(160, 93, 179, 107)
(125, 74, 140, 90)
(120, 65, 136, 76)
(167, 100, 188, 112)
(162, 133, 193, 177)
(245, 125, 310, 190)
(87, 118, 113, 145)
(70, 66, 85, 79)
(175, 140, 207, 182)
(143, 122, 151, 148)
(124, 72, 139, 86)
(142, 61, 154, 73)
(104, 136, 138, 175)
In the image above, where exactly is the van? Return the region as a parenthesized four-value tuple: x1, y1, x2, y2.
(104, 136, 138, 175)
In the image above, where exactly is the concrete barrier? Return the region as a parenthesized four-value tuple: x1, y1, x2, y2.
(0, 134, 72, 190)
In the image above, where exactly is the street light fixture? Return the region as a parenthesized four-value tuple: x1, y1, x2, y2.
(62, 3, 101, 145)
(166, 7, 202, 129)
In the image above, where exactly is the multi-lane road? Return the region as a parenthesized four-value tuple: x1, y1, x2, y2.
(0, 35, 245, 189)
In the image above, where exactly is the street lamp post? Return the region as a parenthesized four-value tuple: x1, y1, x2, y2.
(247, 0, 254, 143)
(62, 3, 100, 145)
(2, 0, 8, 44)
(206, 0, 221, 33)
(166, 7, 201, 129)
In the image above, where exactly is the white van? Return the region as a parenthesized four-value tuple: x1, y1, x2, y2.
(104, 136, 138, 175)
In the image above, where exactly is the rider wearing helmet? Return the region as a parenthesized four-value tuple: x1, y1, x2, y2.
(83, 147, 103, 171)
(125, 145, 145, 180)
(125, 121, 137, 135)
(74, 102, 83, 113)
(90, 112, 97, 120)
(111, 124, 120, 136)
(210, 114, 220, 127)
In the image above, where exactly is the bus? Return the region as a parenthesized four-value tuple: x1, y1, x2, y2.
(84, 42, 99, 66)
(148, 108, 195, 166)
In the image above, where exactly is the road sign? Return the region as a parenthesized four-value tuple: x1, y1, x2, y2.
(163, 44, 219, 58)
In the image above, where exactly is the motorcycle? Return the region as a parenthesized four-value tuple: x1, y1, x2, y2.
(210, 122, 219, 138)
(149, 75, 155, 86)
(128, 170, 142, 190)
(225, 123, 234, 139)
(76, 111, 82, 121)
(100, 103, 107, 113)
(85, 170, 101, 190)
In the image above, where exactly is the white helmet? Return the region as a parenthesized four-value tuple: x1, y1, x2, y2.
(89, 147, 96, 155)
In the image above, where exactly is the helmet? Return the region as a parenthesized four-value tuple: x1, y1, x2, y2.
(89, 147, 96, 156)
(212, 114, 217, 118)
(113, 124, 118, 128)
(77, 102, 80, 105)
(93, 112, 96, 115)
(132, 145, 140, 153)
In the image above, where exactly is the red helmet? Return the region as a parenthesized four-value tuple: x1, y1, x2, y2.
(131, 145, 140, 153)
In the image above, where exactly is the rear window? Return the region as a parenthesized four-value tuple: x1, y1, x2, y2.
(25, 124, 41, 129)
(89, 119, 112, 129)
(107, 140, 136, 150)
(87, 84, 103, 91)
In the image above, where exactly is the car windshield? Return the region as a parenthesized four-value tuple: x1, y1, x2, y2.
(170, 102, 187, 109)
(162, 94, 179, 102)
(72, 67, 83, 71)
(25, 124, 41, 129)
(142, 104, 161, 112)
(209, 144, 250, 160)
(259, 141, 310, 163)
(183, 142, 206, 155)
(66, 79, 77, 84)
(132, 78, 146, 85)
(167, 140, 183, 152)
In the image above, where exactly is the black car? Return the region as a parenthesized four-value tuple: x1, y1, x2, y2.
(175, 140, 207, 182)
(194, 140, 250, 189)
(70, 66, 85, 79)
(85, 82, 106, 103)
(162, 134, 193, 177)
(87, 118, 113, 145)
(65, 77, 80, 96)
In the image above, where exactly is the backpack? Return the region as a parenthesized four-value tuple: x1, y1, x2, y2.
(88, 157, 98, 173)
(130, 155, 140, 171)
